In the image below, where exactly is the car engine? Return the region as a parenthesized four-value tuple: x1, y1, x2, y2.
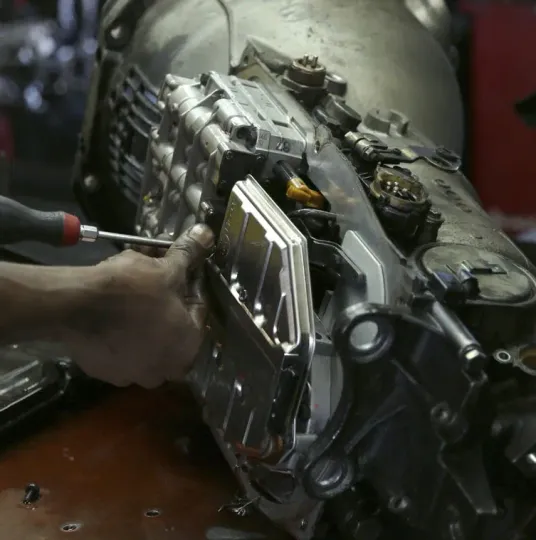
(72, 1, 536, 539)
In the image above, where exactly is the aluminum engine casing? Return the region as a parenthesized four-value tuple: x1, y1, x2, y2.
(136, 73, 337, 537)
(135, 71, 536, 540)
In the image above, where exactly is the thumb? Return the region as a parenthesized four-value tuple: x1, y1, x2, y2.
(163, 224, 215, 283)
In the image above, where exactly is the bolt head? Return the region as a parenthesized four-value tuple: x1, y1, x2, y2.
(82, 175, 99, 193)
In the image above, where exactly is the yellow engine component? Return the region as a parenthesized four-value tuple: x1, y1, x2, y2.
(286, 177, 324, 209)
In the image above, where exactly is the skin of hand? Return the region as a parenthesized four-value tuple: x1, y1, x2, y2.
(66, 224, 216, 388)
(0, 224, 215, 388)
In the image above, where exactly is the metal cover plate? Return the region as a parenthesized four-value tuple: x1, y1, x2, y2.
(190, 175, 314, 451)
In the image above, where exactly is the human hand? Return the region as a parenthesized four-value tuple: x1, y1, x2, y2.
(65, 224, 215, 388)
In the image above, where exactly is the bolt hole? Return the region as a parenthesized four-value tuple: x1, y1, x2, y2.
(61, 523, 81, 533)
(144, 509, 161, 518)
(236, 126, 249, 140)
(314, 140, 321, 153)
(494, 350, 511, 364)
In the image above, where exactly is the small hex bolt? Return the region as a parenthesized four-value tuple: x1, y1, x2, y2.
(82, 175, 99, 193)
(22, 483, 40, 505)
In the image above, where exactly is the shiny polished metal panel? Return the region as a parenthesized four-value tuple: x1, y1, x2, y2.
(190, 175, 315, 452)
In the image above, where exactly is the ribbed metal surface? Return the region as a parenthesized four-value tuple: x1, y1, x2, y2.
(107, 67, 160, 203)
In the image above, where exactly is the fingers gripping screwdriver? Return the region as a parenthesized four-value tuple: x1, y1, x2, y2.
(0, 195, 174, 249)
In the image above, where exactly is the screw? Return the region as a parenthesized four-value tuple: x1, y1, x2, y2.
(22, 483, 40, 505)
(233, 380, 243, 400)
(238, 289, 248, 302)
(200, 201, 214, 223)
(82, 175, 99, 193)
(431, 403, 451, 424)
(388, 495, 409, 514)
(225, 151, 233, 161)
(299, 519, 308, 530)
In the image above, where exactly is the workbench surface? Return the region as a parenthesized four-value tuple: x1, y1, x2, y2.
(0, 386, 285, 540)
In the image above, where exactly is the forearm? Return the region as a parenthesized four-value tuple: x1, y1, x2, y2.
(0, 262, 101, 345)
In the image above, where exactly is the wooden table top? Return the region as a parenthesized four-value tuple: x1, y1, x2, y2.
(0, 385, 285, 540)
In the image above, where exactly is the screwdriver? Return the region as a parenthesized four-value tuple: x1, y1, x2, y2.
(0, 195, 174, 249)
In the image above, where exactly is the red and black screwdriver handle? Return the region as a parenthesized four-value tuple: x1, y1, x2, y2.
(0, 195, 81, 246)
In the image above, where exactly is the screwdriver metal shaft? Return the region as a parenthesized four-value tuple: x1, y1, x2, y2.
(0, 195, 175, 249)
(79, 225, 174, 248)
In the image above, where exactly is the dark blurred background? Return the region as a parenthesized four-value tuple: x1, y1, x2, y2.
(0, 0, 536, 246)
(0, 0, 100, 201)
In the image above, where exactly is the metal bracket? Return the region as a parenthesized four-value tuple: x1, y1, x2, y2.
(345, 132, 461, 172)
